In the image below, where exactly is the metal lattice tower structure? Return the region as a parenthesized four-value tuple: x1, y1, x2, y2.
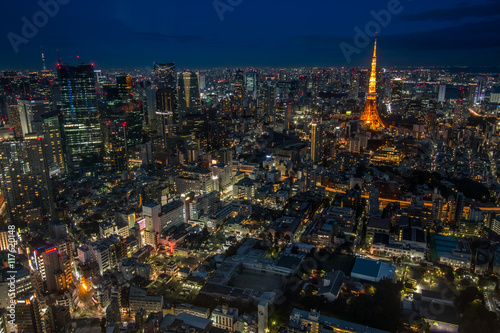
(360, 38, 385, 130)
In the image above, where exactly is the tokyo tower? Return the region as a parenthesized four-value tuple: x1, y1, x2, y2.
(360, 38, 385, 130)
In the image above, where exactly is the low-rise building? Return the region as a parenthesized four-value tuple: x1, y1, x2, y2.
(129, 285, 163, 317)
(350, 257, 396, 282)
(317, 270, 345, 302)
(211, 304, 238, 332)
(288, 308, 389, 333)
(430, 235, 471, 269)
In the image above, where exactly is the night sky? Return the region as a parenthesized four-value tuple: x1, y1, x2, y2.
(1, 0, 499, 70)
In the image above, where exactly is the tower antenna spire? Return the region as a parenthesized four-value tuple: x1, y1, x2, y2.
(360, 38, 385, 130)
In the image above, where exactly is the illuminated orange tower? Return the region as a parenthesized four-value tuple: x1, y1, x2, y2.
(360, 38, 385, 130)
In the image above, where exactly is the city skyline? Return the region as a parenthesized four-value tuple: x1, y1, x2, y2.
(2, 1, 500, 333)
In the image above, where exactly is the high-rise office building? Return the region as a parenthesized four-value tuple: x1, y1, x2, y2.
(123, 103, 143, 149)
(15, 293, 43, 333)
(474, 77, 486, 104)
(7, 104, 22, 139)
(153, 62, 176, 90)
(154, 62, 178, 138)
(156, 88, 177, 139)
(0, 135, 53, 229)
(199, 75, 206, 90)
(102, 120, 128, 173)
(233, 69, 245, 111)
(116, 75, 133, 103)
(246, 71, 257, 98)
(28, 240, 68, 292)
(58, 63, 102, 175)
(310, 123, 324, 164)
(438, 84, 446, 103)
(178, 72, 201, 119)
(145, 84, 157, 131)
(391, 78, 403, 114)
(33, 111, 65, 175)
(17, 98, 51, 136)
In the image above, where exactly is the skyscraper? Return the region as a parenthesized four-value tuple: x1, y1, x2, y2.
(177, 71, 201, 119)
(154, 62, 178, 138)
(156, 88, 177, 139)
(0, 135, 53, 229)
(360, 39, 384, 130)
(310, 123, 324, 164)
(116, 74, 133, 103)
(7, 104, 22, 139)
(390, 78, 403, 114)
(153, 62, 176, 90)
(233, 69, 245, 111)
(438, 84, 446, 103)
(17, 98, 51, 136)
(58, 63, 102, 175)
(246, 71, 257, 98)
(15, 293, 43, 333)
(33, 111, 65, 175)
(102, 120, 128, 173)
(474, 77, 486, 104)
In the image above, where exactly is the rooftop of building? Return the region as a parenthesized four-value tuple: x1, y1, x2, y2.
(366, 217, 391, 230)
(318, 270, 345, 297)
(289, 308, 389, 333)
(351, 257, 395, 281)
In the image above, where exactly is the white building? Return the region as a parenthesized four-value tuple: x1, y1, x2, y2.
(211, 305, 238, 332)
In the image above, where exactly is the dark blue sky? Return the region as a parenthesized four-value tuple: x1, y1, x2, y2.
(1, 0, 499, 70)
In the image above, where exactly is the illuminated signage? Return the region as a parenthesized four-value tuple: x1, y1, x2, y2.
(137, 218, 146, 230)
(45, 247, 58, 254)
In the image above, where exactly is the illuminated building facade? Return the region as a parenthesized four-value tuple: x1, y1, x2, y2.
(102, 120, 128, 173)
(17, 98, 51, 136)
(310, 123, 324, 164)
(15, 293, 43, 333)
(154, 62, 178, 139)
(58, 63, 102, 175)
(33, 111, 65, 175)
(233, 69, 245, 112)
(0, 136, 53, 229)
(154, 62, 176, 90)
(178, 71, 201, 120)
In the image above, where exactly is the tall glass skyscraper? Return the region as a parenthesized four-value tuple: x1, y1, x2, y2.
(245, 70, 257, 98)
(153, 62, 176, 90)
(58, 63, 102, 175)
(178, 71, 201, 118)
(233, 69, 245, 111)
(154, 62, 178, 138)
